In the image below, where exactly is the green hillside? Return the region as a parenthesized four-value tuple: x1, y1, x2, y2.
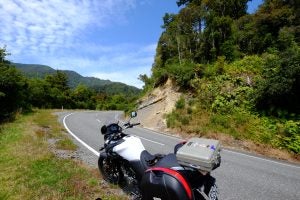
(140, 0, 300, 156)
(0, 53, 140, 122)
(14, 63, 140, 96)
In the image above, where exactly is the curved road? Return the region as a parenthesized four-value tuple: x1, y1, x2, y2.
(60, 111, 300, 200)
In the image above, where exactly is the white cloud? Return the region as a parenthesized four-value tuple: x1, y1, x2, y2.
(0, 0, 156, 88)
(0, 0, 136, 56)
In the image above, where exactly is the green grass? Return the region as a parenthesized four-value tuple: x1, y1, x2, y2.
(0, 109, 128, 200)
(166, 104, 299, 156)
(56, 138, 77, 150)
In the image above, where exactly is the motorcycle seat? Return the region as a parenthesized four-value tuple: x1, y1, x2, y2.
(131, 150, 162, 181)
(155, 153, 181, 168)
(134, 151, 181, 181)
(140, 150, 163, 168)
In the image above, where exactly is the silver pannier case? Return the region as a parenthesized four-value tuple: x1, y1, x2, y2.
(176, 138, 221, 172)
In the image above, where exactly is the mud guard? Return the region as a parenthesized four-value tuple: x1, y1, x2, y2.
(99, 152, 108, 159)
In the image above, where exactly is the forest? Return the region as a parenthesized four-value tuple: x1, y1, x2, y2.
(0, 47, 139, 122)
(139, 0, 300, 154)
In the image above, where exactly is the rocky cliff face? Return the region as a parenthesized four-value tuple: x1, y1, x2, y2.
(136, 79, 181, 131)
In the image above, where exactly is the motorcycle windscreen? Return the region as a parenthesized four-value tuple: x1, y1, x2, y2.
(140, 167, 193, 200)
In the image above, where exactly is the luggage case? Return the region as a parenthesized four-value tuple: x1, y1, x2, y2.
(176, 138, 221, 172)
(140, 167, 193, 200)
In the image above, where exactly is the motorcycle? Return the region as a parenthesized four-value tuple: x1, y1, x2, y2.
(98, 111, 221, 200)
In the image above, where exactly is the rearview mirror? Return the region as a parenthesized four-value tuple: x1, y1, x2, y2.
(131, 111, 137, 118)
(101, 125, 107, 135)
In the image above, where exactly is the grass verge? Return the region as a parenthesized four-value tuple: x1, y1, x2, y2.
(166, 106, 300, 162)
(0, 109, 128, 200)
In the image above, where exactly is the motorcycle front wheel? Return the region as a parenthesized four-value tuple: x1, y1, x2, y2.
(98, 156, 122, 184)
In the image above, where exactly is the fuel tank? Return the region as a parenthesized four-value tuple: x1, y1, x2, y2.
(113, 135, 145, 161)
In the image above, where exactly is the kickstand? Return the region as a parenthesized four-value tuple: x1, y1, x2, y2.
(196, 188, 210, 200)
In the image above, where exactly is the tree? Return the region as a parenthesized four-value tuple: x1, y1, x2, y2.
(44, 71, 71, 108)
(71, 84, 96, 109)
(0, 47, 29, 122)
(254, 45, 300, 115)
(45, 70, 69, 91)
(28, 78, 51, 108)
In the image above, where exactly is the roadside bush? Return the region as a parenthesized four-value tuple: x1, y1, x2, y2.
(211, 86, 253, 113)
(202, 56, 227, 78)
(166, 61, 195, 88)
(166, 109, 191, 128)
(224, 55, 264, 76)
(254, 45, 300, 115)
(175, 96, 185, 109)
(152, 67, 169, 87)
(282, 120, 300, 153)
(166, 112, 180, 128)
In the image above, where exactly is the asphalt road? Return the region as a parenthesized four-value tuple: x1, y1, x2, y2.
(60, 111, 300, 200)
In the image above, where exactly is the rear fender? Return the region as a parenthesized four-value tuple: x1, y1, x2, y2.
(100, 152, 108, 159)
(174, 141, 187, 154)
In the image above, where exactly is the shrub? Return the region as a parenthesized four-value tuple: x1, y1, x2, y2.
(282, 120, 300, 153)
(166, 112, 179, 128)
(152, 67, 169, 87)
(202, 57, 228, 78)
(224, 55, 264, 75)
(254, 45, 300, 115)
(175, 96, 185, 109)
(166, 61, 195, 88)
(180, 116, 190, 125)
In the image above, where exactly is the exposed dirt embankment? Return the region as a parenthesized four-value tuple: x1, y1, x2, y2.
(137, 79, 181, 132)
(136, 80, 300, 163)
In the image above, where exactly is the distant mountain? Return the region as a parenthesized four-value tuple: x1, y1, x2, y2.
(13, 63, 141, 96)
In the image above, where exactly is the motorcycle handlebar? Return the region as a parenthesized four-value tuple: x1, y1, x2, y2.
(124, 122, 140, 129)
(102, 122, 140, 141)
(131, 122, 140, 126)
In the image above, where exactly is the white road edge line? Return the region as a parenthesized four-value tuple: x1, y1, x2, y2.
(63, 112, 299, 169)
(63, 113, 100, 157)
(223, 149, 300, 169)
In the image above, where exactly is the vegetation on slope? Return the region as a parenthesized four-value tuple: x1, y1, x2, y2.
(139, 0, 300, 156)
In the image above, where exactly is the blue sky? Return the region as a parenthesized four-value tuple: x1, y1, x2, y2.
(0, 0, 262, 88)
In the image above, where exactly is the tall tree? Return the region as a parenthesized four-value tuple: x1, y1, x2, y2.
(0, 47, 29, 122)
(45, 70, 69, 91)
(44, 71, 71, 108)
(71, 83, 96, 109)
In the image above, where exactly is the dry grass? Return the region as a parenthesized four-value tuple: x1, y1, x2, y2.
(0, 109, 128, 200)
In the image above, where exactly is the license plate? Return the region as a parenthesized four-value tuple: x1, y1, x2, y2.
(208, 184, 218, 200)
